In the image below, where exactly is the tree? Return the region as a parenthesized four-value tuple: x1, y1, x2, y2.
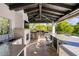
(64, 25, 74, 34)
(29, 23, 52, 32)
(47, 24, 52, 31)
(35, 24, 47, 32)
(73, 22, 79, 34)
(29, 23, 37, 32)
(56, 20, 74, 34)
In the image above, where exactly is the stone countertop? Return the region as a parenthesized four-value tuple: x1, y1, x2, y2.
(8, 36, 22, 42)
(0, 36, 24, 56)
(50, 34, 79, 56)
(0, 42, 25, 56)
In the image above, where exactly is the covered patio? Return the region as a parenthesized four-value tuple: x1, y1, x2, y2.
(0, 3, 79, 56)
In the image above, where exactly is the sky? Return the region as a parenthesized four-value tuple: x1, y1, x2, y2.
(67, 16, 79, 25)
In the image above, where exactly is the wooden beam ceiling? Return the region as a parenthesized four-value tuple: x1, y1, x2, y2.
(6, 3, 79, 23)
(48, 3, 73, 10)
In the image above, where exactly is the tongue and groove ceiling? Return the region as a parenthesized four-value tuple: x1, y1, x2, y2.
(6, 3, 79, 23)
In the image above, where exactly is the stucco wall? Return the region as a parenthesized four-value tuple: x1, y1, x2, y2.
(23, 13, 29, 22)
(0, 3, 30, 44)
(0, 4, 15, 30)
(15, 10, 24, 29)
(0, 4, 29, 29)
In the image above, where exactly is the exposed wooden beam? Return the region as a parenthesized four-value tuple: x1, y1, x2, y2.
(42, 6, 65, 14)
(29, 14, 38, 20)
(42, 15, 56, 21)
(24, 7, 38, 12)
(58, 8, 79, 22)
(8, 3, 32, 9)
(42, 15, 50, 20)
(9, 3, 37, 11)
(27, 9, 39, 14)
(42, 10, 63, 17)
(39, 3, 42, 20)
(58, 4, 79, 21)
(48, 3, 73, 10)
(42, 11, 59, 17)
(42, 9, 64, 16)
(42, 13, 59, 18)
(43, 14, 58, 19)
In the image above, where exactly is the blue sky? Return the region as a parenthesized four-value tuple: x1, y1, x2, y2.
(67, 16, 79, 25)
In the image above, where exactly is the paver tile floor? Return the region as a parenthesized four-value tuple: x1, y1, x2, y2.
(26, 35, 58, 56)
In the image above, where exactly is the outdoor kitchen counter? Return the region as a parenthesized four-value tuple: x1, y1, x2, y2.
(0, 37, 25, 56)
(51, 34, 79, 56)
